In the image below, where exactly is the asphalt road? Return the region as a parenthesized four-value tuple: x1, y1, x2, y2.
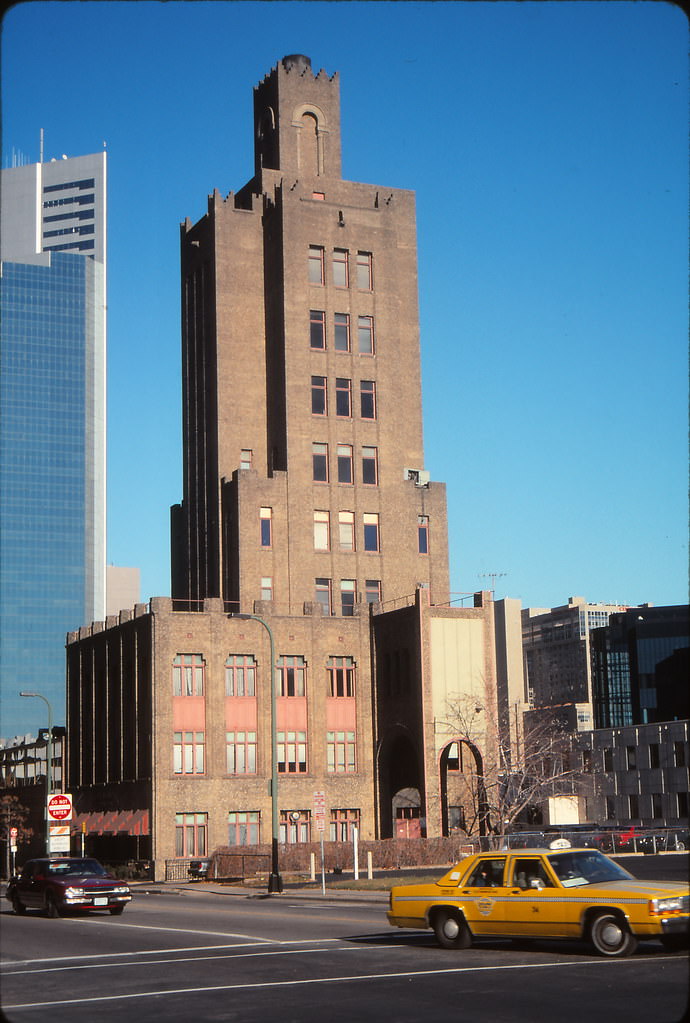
(2, 863, 689, 1023)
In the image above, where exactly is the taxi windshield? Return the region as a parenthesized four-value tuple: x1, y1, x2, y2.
(547, 849, 633, 887)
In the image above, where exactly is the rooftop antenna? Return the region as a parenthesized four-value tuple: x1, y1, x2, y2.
(39, 128, 44, 164)
(479, 572, 507, 596)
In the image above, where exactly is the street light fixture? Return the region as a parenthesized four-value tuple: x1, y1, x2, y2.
(20, 691, 53, 855)
(231, 614, 283, 893)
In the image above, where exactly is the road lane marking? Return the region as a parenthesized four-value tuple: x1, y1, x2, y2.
(3, 943, 369, 974)
(4, 955, 679, 1010)
(2, 937, 345, 967)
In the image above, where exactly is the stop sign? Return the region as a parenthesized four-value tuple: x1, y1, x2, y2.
(47, 793, 73, 822)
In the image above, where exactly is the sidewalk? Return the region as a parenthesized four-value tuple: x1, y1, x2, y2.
(129, 879, 389, 904)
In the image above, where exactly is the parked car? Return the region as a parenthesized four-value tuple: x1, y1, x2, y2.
(6, 857, 132, 917)
(188, 858, 210, 880)
(387, 843, 689, 957)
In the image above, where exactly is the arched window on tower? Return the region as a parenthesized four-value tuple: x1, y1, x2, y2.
(299, 112, 320, 176)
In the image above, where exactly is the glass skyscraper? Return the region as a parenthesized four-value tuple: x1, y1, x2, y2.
(0, 152, 106, 738)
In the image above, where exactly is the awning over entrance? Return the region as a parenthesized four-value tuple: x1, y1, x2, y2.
(71, 810, 150, 836)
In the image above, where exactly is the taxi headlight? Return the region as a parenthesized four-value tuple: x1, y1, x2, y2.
(65, 887, 84, 898)
(650, 897, 684, 914)
(114, 886, 129, 894)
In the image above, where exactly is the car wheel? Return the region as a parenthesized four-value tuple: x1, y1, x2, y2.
(432, 910, 472, 950)
(109, 905, 125, 915)
(11, 893, 26, 915)
(45, 893, 63, 918)
(589, 912, 637, 957)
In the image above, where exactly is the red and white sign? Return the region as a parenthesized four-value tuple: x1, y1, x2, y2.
(10, 827, 18, 839)
(313, 790, 326, 833)
(47, 793, 73, 822)
(49, 825, 71, 853)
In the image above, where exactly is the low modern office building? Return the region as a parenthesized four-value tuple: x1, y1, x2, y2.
(583, 719, 689, 829)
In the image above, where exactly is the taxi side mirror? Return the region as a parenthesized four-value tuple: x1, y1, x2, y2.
(530, 878, 544, 890)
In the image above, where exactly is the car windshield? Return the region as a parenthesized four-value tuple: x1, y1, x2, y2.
(547, 849, 634, 887)
(47, 859, 108, 877)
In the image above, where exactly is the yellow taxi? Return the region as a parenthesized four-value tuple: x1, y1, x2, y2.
(387, 842, 689, 957)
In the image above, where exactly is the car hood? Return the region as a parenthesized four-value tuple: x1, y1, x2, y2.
(51, 875, 122, 888)
(582, 880, 688, 897)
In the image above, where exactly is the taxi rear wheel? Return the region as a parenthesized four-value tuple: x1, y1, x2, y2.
(432, 910, 471, 950)
(589, 912, 638, 957)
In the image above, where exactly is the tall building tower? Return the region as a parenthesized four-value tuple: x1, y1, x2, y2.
(0, 152, 107, 737)
(171, 54, 449, 614)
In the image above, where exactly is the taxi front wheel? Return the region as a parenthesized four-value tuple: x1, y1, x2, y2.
(589, 912, 638, 957)
(432, 910, 472, 950)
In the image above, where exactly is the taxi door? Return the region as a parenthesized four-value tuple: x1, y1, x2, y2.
(501, 855, 565, 938)
(455, 856, 507, 936)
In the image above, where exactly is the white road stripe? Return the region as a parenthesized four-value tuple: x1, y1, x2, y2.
(3, 937, 343, 967)
(3, 943, 368, 975)
(4, 955, 676, 1011)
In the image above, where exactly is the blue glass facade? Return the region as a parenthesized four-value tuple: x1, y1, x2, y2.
(0, 254, 95, 736)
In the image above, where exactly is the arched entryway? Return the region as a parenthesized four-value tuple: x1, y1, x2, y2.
(376, 730, 424, 839)
(439, 738, 490, 838)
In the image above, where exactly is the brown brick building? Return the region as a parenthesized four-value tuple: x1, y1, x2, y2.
(67, 56, 504, 880)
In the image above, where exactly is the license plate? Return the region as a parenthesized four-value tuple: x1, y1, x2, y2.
(93, 897, 108, 906)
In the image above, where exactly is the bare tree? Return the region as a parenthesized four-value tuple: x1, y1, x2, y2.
(0, 793, 33, 878)
(441, 696, 587, 846)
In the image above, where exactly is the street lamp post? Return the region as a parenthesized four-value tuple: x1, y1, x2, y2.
(19, 691, 53, 855)
(232, 614, 282, 893)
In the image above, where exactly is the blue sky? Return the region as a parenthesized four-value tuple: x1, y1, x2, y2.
(3, 1, 687, 611)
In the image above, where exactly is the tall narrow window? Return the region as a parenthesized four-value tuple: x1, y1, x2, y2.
(334, 312, 350, 352)
(225, 654, 256, 696)
(280, 809, 311, 842)
(357, 315, 374, 354)
(228, 810, 260, 845)
(328, 655, 356, 697)
(418, 515, 429, 554)
(315, 577, 332, 616)
(260, 577, 273, 601)
(332, 248, 348, 287)
(308, 245, 324, 284)
(362, 446, 378, 485)
(311, 375, 327, 415)
(365, 579, 381, 604)
(226, 732, 257, 774)
(314, 510, 330, 550)
(260, 507, 272, 547)
(340, 579, 356, 616)
(277, 655, 306, 696)
(360, 380, 376, 419)
(363, 513, 380, 552)
(240, 449, 252, 470)
(310, 309, 325, 349)
(339, 511, 355, 551)
(327, 731, 357, 773)
(337, 444, 353, 484)
(312, 443, 328, 482)
(335, 377, 352, 417)
(356, 251, 373, 290)
(173, 732, 205, 774)
(172, 654, 205, 696)
(175, 813, 207, 857)
(329, 808, 360, 842)
(277, 731, 308, 773)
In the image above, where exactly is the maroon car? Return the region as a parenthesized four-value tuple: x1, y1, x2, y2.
(6, 857, 131, 917)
